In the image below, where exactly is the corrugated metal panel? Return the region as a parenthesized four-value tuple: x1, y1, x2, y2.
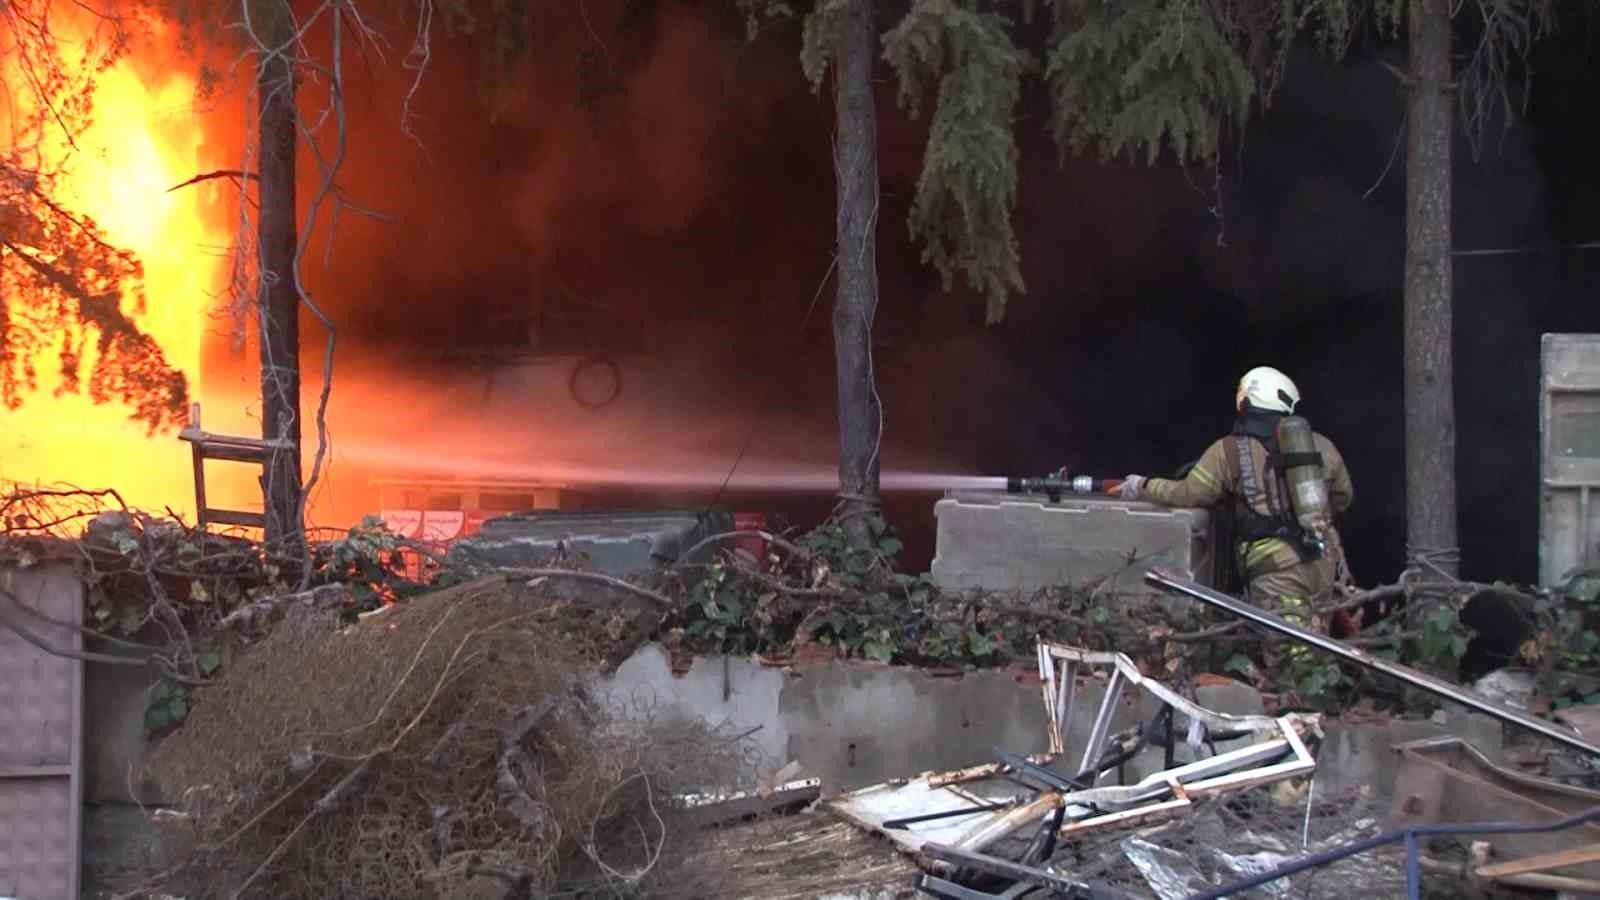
(1541, 334, 1600, 588)
(0, 564, 84, 900)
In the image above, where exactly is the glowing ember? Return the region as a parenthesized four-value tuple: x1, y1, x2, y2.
(0, 18, 234, 521)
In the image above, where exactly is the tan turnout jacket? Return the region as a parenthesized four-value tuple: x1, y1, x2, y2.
(1143, 431, 1354, 580)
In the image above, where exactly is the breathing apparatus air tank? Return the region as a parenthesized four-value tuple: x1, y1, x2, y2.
(1275, 415, 1331, 554)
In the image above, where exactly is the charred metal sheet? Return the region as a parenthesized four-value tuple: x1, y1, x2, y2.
(1145, 568, 1600, 757)
(918, 873, 1037, 899)
(929, 755, 1059, 790)
(920, 843, 1127, 898)
(831, 769, 1034, 855)
(674, 777, 821, 828)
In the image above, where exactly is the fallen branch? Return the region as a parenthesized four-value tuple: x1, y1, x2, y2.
(230, 759, 371, 899)
(1378, 58, 1414, 87)
(425, 715, 468, 768)
(716, 562, 837, 598)
(0, 485, 128, 524)
(1164, 580, 1424, 643)
(0, 586, 161, 667)
(3, 584, 168, 654)
(671, 529, 812, 568)
(501, 697, 560, 745)
(496, 698, 558, 830)
(992, 603, 1091, 629)
(216, 583, 351, 631)
(505, 568, 675, 609)
(314, 759, 372, 815)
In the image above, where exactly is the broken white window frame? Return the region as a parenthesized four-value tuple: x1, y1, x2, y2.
(831, 640, 1321, 859)
(1035, 641, 1289, 771)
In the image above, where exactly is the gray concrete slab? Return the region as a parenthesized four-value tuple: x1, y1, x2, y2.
(1314, 706, 1504, 800)
(449, 509, 735, 577)
(597, 643, 790, 772)
(930, 491, 1214, 610)
(779, 663, 1054, 793)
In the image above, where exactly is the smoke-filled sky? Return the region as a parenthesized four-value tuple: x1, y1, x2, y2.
(187, 2, 1596, 584)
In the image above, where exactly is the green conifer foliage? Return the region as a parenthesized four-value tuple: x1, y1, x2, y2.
(884, 1, 1026, 324)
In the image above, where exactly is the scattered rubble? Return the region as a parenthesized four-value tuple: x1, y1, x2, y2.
(670, 812, 920, 899)
(1472, 668, 1540, 713)
(827, 640, 1325, 898)
(1110, 800, 1405, 899)
(1148, 570, 1600, 758)
(814, 633, 1600, 898)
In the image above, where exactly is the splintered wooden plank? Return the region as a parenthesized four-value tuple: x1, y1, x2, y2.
(203, 508, 267, 529)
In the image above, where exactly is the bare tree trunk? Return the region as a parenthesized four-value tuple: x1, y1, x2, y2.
(832, 0, 883, 547)
(256, 0, 304, 559)
(1404, 0, 1458, 580)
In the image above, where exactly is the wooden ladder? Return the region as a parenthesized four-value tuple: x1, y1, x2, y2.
(177, 403, 295, 531)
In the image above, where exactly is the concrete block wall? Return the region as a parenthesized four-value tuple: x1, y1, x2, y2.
(600, 645, 1060, 794)
(594, 644, 1512, 801)
(929, 492, 1214, 610)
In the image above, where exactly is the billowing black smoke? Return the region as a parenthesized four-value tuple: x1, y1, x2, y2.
(199, 2, 1597, 585)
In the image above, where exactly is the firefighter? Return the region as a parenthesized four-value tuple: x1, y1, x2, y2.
(1118, 366, 1355, 639)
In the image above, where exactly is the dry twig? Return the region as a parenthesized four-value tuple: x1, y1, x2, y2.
(505, 567, 676, 609)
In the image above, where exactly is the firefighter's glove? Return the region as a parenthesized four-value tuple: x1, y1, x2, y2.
(1119, 475, 1145, 500)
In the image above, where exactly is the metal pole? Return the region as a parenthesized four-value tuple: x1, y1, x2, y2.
(1187, 802, 1600, 899)
(1144, 569, 1600, 758)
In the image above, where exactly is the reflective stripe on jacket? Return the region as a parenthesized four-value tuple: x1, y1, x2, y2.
(1142, 431, 1354, 579)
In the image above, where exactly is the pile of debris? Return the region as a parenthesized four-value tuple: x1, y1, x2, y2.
(789, 575, 1600, 899)
(139, 575, 752, 899)
(15, 484, 1600, 897)
(75, 550, 1600, 899)
(822, 640, 1335, 898)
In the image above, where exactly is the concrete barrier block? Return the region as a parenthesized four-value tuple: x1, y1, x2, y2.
(449, 509, 734, 578)
(929, 491, 1214, 607)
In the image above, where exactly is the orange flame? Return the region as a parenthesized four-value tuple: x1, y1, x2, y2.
(0, 17, 235, 522)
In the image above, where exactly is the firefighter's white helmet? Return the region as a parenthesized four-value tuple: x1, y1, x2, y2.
(1236, 366, 1300, 414)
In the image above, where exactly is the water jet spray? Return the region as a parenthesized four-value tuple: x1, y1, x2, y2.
(338, 441, 1122, 504)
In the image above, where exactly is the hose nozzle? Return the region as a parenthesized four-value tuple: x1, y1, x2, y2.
(1007, 474, 1100, 501)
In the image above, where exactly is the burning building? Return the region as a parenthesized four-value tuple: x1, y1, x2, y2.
(1, 2, 1595, 582)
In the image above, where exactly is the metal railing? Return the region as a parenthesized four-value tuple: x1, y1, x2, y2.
(1192, 804, 1600, 899)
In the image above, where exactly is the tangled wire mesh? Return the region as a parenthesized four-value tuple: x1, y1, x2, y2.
(144, 575, 751, 899)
